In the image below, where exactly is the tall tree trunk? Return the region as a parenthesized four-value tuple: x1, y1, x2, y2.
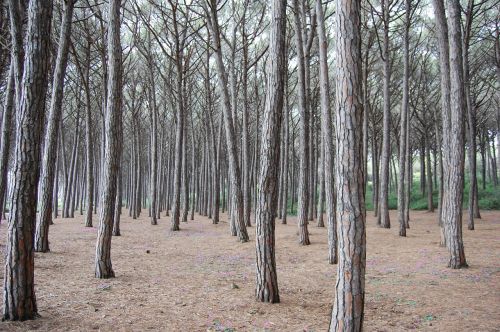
(293, 0, 310, 245)
(181, 120, 189, 223)
(242, 26, 252, 228)
(113, 167, 122, 236)
(149, 81, 158, 226)
(280, 84, 289, 225)
(3, 0, 53, 320)
(330, 0, 366, 327)
(63, 111, 80, 218)
(432, 0, 452, 248)
(205, 1, 248, 242)
(0, 63, 15, 221)
(433, 0, 468, 269)
(317, 0, 337, 263)
(426, 134, 434, 212)
(170, 102, 184, 231)
(255, 0, 286, 303)
(378, 0, 391, 229)
(84, 82, 94, 227)
(463, 0, 480, 228)
(53, 146, 60, 220)
(95, 0, 122, 278)
(404, 113, 411, 229)
(398, 0, 410, 237)
(372, 137, 379, 217)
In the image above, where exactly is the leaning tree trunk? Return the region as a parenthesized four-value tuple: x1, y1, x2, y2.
(95, 0, 122, 279)
(255, 0, 286, 303)
(3, 0, 53, 320)
(329, 0, 366, 328)
(35, 0, 75, 252)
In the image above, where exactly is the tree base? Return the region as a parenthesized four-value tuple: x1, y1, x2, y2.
(448, 261, 468, 269)
(2, 311, 40, 322)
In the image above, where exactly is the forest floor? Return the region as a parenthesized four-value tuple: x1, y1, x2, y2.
(0, 209, 499, 331)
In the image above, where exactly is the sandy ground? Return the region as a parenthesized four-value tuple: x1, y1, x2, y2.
(0, 209, 498, 331)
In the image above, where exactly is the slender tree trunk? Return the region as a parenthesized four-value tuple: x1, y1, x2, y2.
(426, 134, 434, 212)
(181, 121, 189, 223)
(64, 111, 80, 218)
(317, 0, 337, 263)
(432, 0, 452, 248)
(242, 29, 252, 228)
(255, 0, 286, 303)
(113, 168, 122, 236)
(378, 0, 391, 229)
(293, 0, 310, 245)
(463, 0, 479, 228)
(95, 0, 122, 278)
(206, 2, 248, 242)
(280, 85, 289, 225)
(150, 105, 158, 226)
(317, 138, 325, 227)
(398, 0, 410, 237)
(0, 63, 15, 221)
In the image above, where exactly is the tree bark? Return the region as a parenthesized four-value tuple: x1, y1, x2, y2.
(3, 0, 53, 320)
(293, 0, 310, 245)
(35, 0, 75, 251)
(255, 0, 286, 303)
(432, 0, 451, 248)
(0, 63, 15, 222)
(329, 0, 366, 327)
(398, 0, 410, 237)
(205, 0, 248, 242)
(433, 0, 468, 269)
(378, 0, 391, 229)
(317, 0, 337, 263)
(95, 0, 122, 278)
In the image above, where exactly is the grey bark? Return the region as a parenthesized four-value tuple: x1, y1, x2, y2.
(35, 0, 75, 252)
(95, 0, 122, 278)
(255, 0, 286, 303)
(317, 0, 337, 263)
(329, 0, 366, 328)
(3, 0, 53, 320)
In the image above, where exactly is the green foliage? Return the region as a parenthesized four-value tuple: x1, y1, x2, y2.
(464, 183, 500, 210)
(364, 177, 499, 211)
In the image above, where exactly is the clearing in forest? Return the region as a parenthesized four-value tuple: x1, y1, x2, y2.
(0, 210, 498, 331)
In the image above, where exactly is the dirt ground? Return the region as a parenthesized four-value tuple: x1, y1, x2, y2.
(0, 209, 498, 331)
